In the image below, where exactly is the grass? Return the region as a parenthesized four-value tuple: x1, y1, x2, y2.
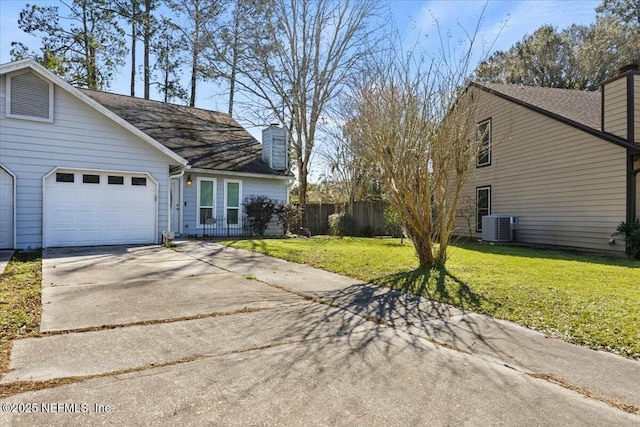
(222, 237, 640, 359)
(0, 251, 42, 375)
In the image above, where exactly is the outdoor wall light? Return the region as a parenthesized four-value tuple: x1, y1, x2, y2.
(186, 175, 193, 187)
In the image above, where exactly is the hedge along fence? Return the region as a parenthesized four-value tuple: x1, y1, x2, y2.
(299, 201, 389, 236)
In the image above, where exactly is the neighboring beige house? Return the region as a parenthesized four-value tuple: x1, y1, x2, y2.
(458, 65, 640, 255)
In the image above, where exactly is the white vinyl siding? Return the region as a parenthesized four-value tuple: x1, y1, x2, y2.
(182, 174, 288, 236)
(456, 87, 628, 254)
(197, 177, 216, 228)
(603, 77, 628, 140)
(6, 71, 53, 122)
(0, 74, 177, 249)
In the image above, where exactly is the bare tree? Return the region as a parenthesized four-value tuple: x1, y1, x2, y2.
(319, 110, 383, 203)
(346, 36, 482, 266)
(226, 0, 383, 210)
(455, 193, 476, 239)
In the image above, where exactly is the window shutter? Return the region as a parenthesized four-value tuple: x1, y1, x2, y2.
(10, 72, 51, 119)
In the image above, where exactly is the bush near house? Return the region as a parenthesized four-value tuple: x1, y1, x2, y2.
(242, 195, 278, 237)
(612, 220, 640, 260)
(328, 212, 355, 236)
(275, 203, 301, 235)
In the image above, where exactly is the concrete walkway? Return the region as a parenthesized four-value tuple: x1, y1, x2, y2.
(1, 242, 638, 426)
(179, 242, 640, 413)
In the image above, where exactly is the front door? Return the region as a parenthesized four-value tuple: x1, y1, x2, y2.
(170, 178, 181, 234)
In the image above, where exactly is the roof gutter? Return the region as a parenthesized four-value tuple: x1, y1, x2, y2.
(169, 164, 191, 178)
(188, 167, 293, 181)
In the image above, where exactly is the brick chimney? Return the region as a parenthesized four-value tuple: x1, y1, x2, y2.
(601, 64, 639, 143)
(262, 123, 288, 171)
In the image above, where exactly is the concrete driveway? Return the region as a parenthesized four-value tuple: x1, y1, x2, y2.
(1, 242, 639, 426)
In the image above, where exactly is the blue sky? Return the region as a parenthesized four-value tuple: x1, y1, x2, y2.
(1, 0, 602, 103)
(0, 0, 602, 178)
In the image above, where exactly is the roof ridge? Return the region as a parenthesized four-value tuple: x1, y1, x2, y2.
(78, 88, 233, 118)
(473, 80, 601, 94)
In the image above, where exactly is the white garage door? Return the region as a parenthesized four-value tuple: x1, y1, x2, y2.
(44, 170, 157, 247)
(0, 166, 14, 249)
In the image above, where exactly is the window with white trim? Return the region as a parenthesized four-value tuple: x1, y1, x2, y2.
(476, 186, 491, 232)
(476, 119, 491, 167)
(224, 179, 242, 226)
(197, 178, 216, 227)
(6, 71, 54, 122)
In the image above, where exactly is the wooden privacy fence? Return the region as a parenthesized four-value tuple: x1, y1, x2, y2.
(300, 201, 389, 236)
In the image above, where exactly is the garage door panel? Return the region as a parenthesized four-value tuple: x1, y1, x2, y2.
(45, 171, 157, 247)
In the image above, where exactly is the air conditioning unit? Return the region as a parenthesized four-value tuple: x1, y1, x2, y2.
(482, 215, 517, 242)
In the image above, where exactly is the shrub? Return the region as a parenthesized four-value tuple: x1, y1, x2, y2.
(243, 195, 278, 236)
(360, 225, 374, 237)
(384, 205, 403, 238)
(612, 220, 640, 260)
(275, 203, 301, 235)
(328, 212, 355, 236)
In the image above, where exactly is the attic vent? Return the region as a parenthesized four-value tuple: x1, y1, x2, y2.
(8, 71, 52, 121)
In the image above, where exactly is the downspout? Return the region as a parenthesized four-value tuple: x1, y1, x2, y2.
(632, 158, 640, 222)
(168, 165, 191, 237)
(626, 154, 640, 255)
(286, 176, 295, 204)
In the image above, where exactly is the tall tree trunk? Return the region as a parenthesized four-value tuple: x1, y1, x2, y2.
(228, 15, 239, 116)
(130, 16, 136, 96)
(163, 37, 170, 103)
(143, 0, 151, 99)
(228, 49, 237, 116)
(81, 4, 98, 89)
(190, 24, 199, 107)
(297, 154, 308, 225)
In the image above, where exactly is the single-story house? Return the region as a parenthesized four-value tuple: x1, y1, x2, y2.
(0, 59, 292, 249)
(458, 64, 640, 255)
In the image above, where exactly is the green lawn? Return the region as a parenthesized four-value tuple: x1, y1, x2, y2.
(222, 237, 640, 359)
(0, 251, 42, 375)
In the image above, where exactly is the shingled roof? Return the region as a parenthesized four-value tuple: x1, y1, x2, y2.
(80, 89, 290, 176)
(472, 82, 602, 131)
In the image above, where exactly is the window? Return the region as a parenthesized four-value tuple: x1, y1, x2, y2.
(131, 177, 147, 186)
(108, 176, 124, 185)
(224, 180, 242, 226)
(6, 71, 54, 122)
(197, 178, 216, 227)
(83, 174, 100, 184)
(476, 186, 491, 232)
(476, 119, 491, 167)
(56, 173, 74, 183)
